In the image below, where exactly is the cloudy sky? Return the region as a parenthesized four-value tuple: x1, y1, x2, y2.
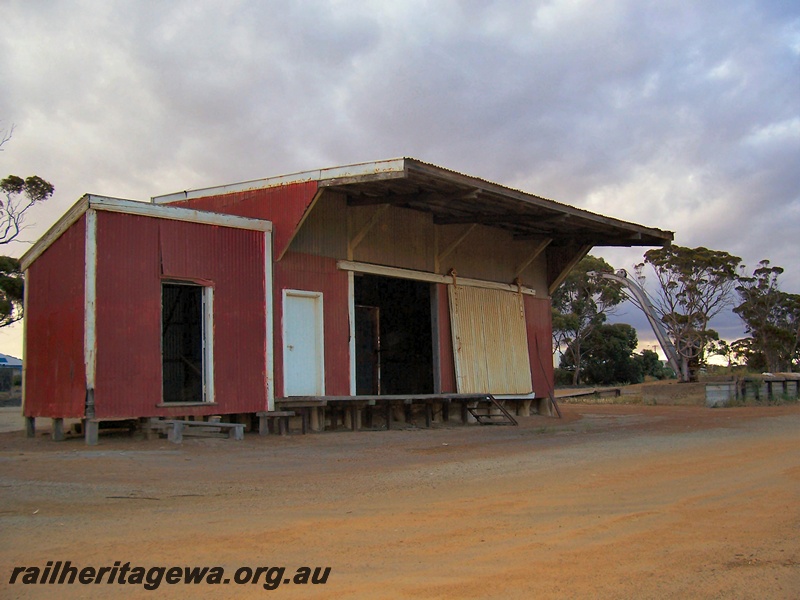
(1, 0, 798, 357)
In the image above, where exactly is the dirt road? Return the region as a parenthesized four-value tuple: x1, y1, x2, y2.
(1, 404, 799, 599)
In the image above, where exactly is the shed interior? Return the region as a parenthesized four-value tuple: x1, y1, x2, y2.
(354, 274, 434, 396)
(161, 282, 204, 404)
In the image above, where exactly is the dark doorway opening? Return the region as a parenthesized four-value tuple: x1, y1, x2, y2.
(162, 283, 204, 403)
(354, 274, 433, 395)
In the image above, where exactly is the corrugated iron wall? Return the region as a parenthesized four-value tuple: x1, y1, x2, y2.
(168, 181, 318, 259)
(94, 211, 267, 418)
(179, 180, 556, 399)
(448, 286, 532, 394)
(94, 212, 160, 418)
(351, 205, 434, 272)
(160, 219, 267, 414)
(437, 287, 552, 398)
(24, 215, 87, 418)
(287, 190, 348, 259)
(435, 283, 456, 393)
(273, 252, 350, 397)
(524, 296, 555, 399)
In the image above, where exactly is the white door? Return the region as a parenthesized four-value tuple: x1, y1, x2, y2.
(283, 290, 325, 396)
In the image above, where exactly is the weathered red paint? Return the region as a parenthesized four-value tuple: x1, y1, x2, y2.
(169, 181, 318, 260)
(93, 212, 160, 418)
(24, 215, 87, 418)
(273, 251, 350, 397)
(524, 296, 555, 399)
(93, 211, 267, 419)
(158, 218, 267, 416)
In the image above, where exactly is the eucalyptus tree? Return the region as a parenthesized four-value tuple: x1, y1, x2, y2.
(0, 126, 55, 327)
(734, 261, 800, 372)
(551, 255, 625, 385)
(636, 245, 741, 381)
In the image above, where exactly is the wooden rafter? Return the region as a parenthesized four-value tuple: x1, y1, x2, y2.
(347, 203, 390, 260)
(547, 244, 592, 295)
(434, 212, 568, 226)
(438, 223, 477, 262)
(514, 238, 552, 278)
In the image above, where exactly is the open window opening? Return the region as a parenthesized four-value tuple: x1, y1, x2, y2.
(161, 282, 213, 403)
(354, 274, 433, 395)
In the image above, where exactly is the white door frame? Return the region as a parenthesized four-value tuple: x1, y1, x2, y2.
(202, 285, 215, 404)
(160, 281, 215, 404)
(282, 289, 325, 396)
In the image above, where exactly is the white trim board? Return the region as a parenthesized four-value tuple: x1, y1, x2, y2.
(83, 209, 98, 408)
(202, 285, 215, 405)
(152, 158, 407, 204)
(337, 260, 537, 296)
(264, 231, 275, 410)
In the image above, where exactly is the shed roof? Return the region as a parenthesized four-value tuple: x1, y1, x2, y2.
(153, 157, 673, 248)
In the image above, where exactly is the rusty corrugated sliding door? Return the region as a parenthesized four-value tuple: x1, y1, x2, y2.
(448, 285, 532, 394)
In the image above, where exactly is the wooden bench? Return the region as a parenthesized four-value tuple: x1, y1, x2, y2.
(149, 419, 245, 443)
(256, 411, 296, 436)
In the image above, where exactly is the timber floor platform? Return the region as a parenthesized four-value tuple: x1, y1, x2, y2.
(275, 393, 522, 432)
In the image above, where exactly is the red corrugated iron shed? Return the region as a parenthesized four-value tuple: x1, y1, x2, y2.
(22, 158, 672, 443)
(155, 158, 672, 403)
(21, 196, 273, 441)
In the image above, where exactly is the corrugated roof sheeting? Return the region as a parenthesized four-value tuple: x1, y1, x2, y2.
(159, 158, 671, 256)
(24, 215, 87, 418)
(327, 159, 672, 248)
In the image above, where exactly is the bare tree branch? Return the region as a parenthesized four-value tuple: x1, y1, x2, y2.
(0, 123, 14, 151)
(0, 175, 54, 245)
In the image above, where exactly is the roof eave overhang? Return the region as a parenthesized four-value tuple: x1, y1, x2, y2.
(320, 158, 674, 249)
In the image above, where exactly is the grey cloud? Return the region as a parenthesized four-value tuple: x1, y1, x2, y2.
(0, 0, 798, 356)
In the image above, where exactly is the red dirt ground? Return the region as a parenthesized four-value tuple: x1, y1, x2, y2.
(1, 403, 799, 599)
